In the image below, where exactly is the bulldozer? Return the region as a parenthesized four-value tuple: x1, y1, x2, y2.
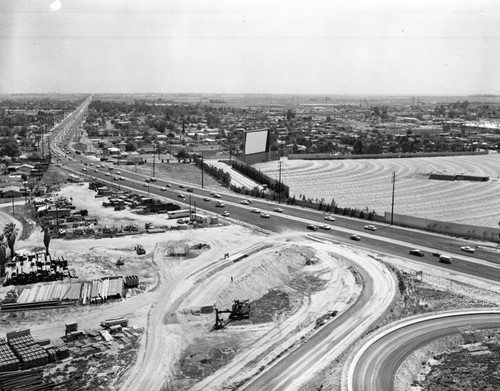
(213, 299, 251, 330)
(135, 245, 146, 255)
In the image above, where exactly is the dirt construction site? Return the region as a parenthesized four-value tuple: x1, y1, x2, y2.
(1, 183, 500, 390)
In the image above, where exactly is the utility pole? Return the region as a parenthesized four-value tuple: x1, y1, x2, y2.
(278, 160, 282, 204)
(391, 172, 395, 225)
(201, 154, 204, 188)
(152, 144, 156, 178)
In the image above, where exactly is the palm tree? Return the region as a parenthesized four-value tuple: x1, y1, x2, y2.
(43, 227, 51, 256)
(0, 234, 6, 277)
(3, 223, 19, 259)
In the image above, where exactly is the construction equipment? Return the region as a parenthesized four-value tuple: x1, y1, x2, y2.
(213, 299, 251, 330)
(116, 258, 124, 266)
(135, 245, 146, 255)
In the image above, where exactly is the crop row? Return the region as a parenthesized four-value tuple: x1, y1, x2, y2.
(257, 153, 500, 228)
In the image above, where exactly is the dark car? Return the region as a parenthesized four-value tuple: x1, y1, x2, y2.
(350, 234, 361, 241)
(409, 249, 425, 257)
(306, 224, 318, 231)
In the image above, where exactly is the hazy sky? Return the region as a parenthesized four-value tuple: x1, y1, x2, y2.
(1, 0, 499, 95)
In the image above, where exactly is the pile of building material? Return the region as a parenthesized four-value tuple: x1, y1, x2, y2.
(0, 368, 58, 389)
(0, 339, 20, 372)
(6, 330, 49, 370)
(3, 277, 127, 311)
(16, 282, 81, 303)
(3, 252, 69, 286)
(80, 277, 123, 304)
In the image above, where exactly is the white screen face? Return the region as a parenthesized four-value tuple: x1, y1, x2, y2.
(245, 130, 268, 155)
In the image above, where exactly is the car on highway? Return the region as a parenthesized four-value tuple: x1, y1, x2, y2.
(113, 177, 119, 181)
(177, 193, 186, 199)
(306, 224, 318, 231)
(215, 202, 225, 207)
(203, 197, 210, 201)
(94, 169, 99, 173)
(159, 187, 167, 191)
(350, 234, 361, 241)
(240, 200, 251, 205)
(209, 191, 215, 195)
(82, 168, 86, 172)
(260, 213, 271, 219)
(186, 188, 193, 193)
(409, 249, 425, 257)
(116, 171, 121, 175)
(179, 184, 185, 188)
(460, 246, 476, 253)
(105, 172, 110, 177)
(250, 208, 261, 213)
(439, 254, 452, 264)
(221, 211, 230, 217)
(274, 207, 284, 213)
(213, 193, 222, 199)
(142, 182, 148, 187)
(364, 225, 377, 231)
(320, 224, 332, 230)
(324, 215, 336, 221)
(119, 176, 125, 180)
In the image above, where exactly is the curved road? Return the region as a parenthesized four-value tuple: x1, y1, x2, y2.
(233, 243, 397, 391)
(350, 310, 500, 391)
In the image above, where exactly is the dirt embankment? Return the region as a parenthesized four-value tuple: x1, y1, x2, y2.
(396, 330, 500, 391)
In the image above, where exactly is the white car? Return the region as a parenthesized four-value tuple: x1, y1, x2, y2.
(203, 197, 210, 201)
(460, 246, 475, 253)
(159, 187, 167, 191)
(324, 215, 336, 221)
(216, 202, 225, 207)
(105, 172, 110, 176)
(221, 211, 230, 217)
(320, 224, 332, 230)
(274, 207, 283, 213)
(364, 225, 377, 231)
(213, 193, 222, 199)
(240, 200, 250, 205)
(251, 208, 261, 213)
(260, 213, 271, 219)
